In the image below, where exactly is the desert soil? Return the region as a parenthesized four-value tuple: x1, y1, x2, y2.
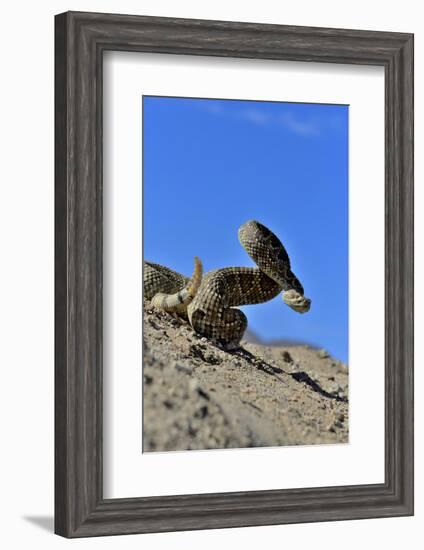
(143, 300, 349, 452)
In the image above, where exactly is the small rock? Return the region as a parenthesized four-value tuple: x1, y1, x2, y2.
(205, 354, 222, 365)
(194, 405, 209, 419)
(318, 349, 329, 359)
(188, 378, 210, 400)
(174, 363, 194, 375)
(168, 317, 179, 326)
(281, 351, 293, 363)
(144, 374, 153, 385)
(190, 344, 207, 361)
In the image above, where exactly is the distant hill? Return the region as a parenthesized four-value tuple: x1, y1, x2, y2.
(242, 327, 319, 349)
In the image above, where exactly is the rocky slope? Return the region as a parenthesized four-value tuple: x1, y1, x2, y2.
(143, 300, 349, 452)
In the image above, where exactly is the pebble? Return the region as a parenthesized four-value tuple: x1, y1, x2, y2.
(174, 363, 194, 375)
(168, 317, 179, 326)
(195, 405, 209, 419)
(318, 349, 330, 359)
(281, 351, 293, 363)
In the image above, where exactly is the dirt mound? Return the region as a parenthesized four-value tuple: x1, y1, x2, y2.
(143, 301, 348, 452)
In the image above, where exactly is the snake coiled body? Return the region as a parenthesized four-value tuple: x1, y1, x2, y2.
(144, 220, 311, 348)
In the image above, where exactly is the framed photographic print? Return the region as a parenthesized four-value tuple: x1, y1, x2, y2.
(55, 11, 414, 537)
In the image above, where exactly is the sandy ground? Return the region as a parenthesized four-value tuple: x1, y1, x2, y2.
(143, 300, 348, 452)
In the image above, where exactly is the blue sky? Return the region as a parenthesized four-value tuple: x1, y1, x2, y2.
(143, 96, 349, 363)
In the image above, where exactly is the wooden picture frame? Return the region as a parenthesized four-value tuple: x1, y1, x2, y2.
(55, 11, 414, 538)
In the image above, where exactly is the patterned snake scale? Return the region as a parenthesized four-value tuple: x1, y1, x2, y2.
(144, 220, 311, 349)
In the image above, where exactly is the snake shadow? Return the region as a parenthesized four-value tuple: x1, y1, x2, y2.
(230, 346, 347, 403)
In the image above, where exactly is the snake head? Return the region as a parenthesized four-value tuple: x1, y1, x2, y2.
(283, 289, 311, 313)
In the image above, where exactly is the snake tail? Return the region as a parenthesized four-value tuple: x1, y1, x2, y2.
(151, 256, 203, 312)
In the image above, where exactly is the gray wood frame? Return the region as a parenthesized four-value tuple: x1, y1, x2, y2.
(55, 11, 414, 538)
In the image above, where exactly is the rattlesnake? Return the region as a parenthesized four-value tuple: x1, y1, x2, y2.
(144, 220, 311, 348)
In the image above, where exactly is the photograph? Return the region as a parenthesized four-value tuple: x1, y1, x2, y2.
(142, 95, 349, 452)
